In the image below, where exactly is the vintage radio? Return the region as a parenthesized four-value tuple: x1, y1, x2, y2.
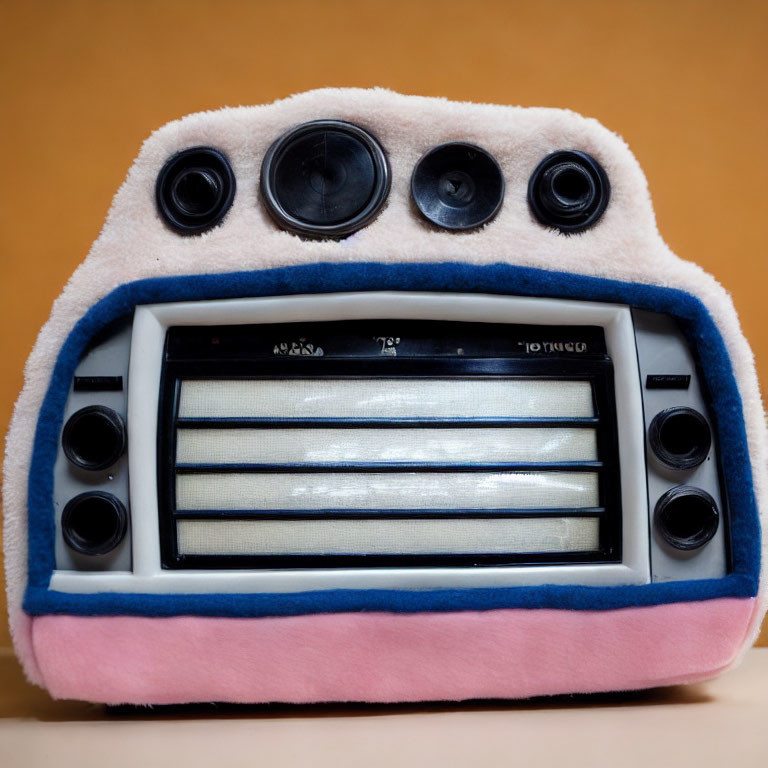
(3, 89, 766, 704)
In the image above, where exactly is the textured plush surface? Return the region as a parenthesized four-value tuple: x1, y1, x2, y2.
(31, 599, 755, 704)
(4, 88, 767, 697)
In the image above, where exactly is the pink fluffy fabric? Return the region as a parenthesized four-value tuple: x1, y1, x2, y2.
(32, 599, 754, 705)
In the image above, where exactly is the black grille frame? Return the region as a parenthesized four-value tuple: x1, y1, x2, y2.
(157, 320, 622, 570)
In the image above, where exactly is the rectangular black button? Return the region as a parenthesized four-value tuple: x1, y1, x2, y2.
(645, 374, 691, 390)
(73, 375, 123, 392)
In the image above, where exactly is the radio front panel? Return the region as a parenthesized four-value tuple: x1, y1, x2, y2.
(49, 291, 733, 596)
(48, 290, 690, 594)
(159, 320, 621, 569)
(52, 293, 752, 592)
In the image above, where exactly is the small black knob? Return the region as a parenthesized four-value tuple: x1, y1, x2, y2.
(527, 150, 610, 233)
(654, 486, 719, 551)
(62, 405, 126, 471)
(261, 120, 390, 238)
(649, 407, 711, 470)
(171, 168, 223, 218)
(61, 492, 128, 556)
(156, 147, 236, 234)
(411, 142, 504, 230)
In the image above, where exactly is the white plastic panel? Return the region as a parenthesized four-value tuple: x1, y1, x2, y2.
(175, 427, 598, 465)
(176, 471, 600, 511)
(49, 291, 650, 594)
(178, 379, 595, 419)
(176, 517, 601, 556)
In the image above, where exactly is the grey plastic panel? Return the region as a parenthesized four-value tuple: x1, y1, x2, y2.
(632, 309, 727, 582)
(53, 321, 133, 571)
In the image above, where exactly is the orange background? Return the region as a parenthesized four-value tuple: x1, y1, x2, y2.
(0, 0, 766, 660)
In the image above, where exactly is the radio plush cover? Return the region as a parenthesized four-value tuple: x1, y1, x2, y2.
(3, 88, 767, 704)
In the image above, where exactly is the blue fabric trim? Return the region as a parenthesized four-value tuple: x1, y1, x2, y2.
(24, 575, 756, 618)
(24, 261, 762, 616)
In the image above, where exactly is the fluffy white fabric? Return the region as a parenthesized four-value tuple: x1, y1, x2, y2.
(4, 88, 766, 686)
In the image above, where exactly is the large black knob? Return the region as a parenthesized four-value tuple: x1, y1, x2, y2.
(61, 492, 128, 556)
(527, 150, 610, 233)
(156, 147, 236, 234)
(654, 486, 719, 551)
(649, 407, 711, 470)
(62, 405, 126, 471)
(260, 120, 390, 238)
(411, 142, 504, 230)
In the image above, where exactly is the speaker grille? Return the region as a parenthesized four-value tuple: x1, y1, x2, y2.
(158, 319, 621, 569)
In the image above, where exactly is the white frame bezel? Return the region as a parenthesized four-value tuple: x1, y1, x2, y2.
(51, 291, 649, 594)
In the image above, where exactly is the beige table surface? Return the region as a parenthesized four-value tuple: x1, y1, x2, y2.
(0, 647, 766, 767)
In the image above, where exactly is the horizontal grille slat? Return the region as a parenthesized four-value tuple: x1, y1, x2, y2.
(174, 507, 607, 519)
(174, 462, 604, 473)
(178, 378, 595, 419)
(175, 471, 600, 511)
(176, 416, 602, 427)
(175, 426, 598, 465)
(176, 517, 602, 556)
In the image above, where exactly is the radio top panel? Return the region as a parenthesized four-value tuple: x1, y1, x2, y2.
(3, 89, 766, 705)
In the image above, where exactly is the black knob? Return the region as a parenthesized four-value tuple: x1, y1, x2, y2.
(62, 405, 126, 471)
(527, 150, 609, 233)
(260, 120, 390, 238)
(156, 147, 236, 234)
(61, 492, 128, 556)
(649, 407, 711, 470)
(654, 486, 719, 551)
(411, 143, 504, 230)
